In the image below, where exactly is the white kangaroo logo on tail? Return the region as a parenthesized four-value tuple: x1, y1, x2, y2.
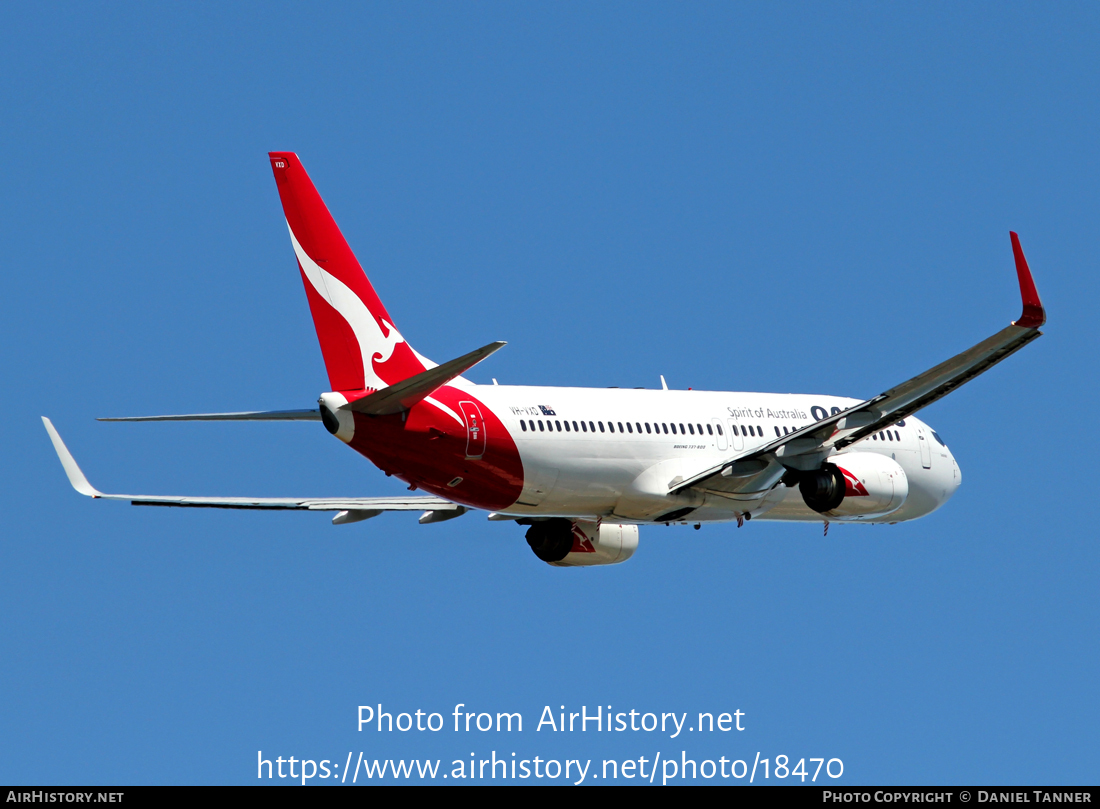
(288, 224, 405, 391)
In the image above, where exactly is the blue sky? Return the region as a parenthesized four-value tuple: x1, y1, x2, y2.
(1, 2, 1097, 785)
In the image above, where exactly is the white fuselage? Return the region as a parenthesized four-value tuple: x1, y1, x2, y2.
(471, 385, 960, 524)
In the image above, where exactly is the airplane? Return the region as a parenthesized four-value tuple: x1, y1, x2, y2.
(43, 152, 1047, 567)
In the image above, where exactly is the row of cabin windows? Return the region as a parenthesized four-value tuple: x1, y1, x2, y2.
(519, 418, 902, 445)
(518, 419, 763, 437)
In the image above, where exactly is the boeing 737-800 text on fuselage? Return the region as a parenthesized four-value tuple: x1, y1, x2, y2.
(43, 152, 1047, 566)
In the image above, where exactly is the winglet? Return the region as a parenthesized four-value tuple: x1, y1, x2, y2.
(41, 417, 102, 497)
(1010, 232, 1046, 328)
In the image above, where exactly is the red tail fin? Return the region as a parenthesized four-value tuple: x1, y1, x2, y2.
(268, 152, 429, 393)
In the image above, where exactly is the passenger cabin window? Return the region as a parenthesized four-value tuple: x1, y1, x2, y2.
(636, 422, 642, 433)
(618, 422, 625, 432)
(662, 423, 668, 434)
(645, 423, 652, 434)
(627, 423, 633, 433)
(521, 421, 527, 431)
(599, 422, 605, 432)
(706, 424, 713, 435)
(716, 424, 723, 435)
(538, 420, 545, 431)
(564, 421, 570, 432)
(679, 423, 686, 434)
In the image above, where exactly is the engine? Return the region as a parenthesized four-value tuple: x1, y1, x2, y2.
(525, 518, 638, 567)
(798, 452, 908, 520)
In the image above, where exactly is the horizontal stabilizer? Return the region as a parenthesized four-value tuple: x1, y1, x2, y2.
(98, 409, 321, 422)
(342, 341, 505, 416)
(42, 417, 461, 517)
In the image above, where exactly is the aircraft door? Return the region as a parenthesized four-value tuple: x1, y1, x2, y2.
(917, 427, 932, 469)
(459, 401, 486, 459)
(728, 420, 745, 451)
(712, 418, 728, 451)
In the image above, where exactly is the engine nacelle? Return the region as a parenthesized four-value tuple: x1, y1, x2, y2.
(525, 518, 638, 567)
(798, 452, 908, 520)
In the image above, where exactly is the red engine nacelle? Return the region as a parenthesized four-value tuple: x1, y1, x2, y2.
(525, 519, 638, 567)
(798, 452, 908, 520)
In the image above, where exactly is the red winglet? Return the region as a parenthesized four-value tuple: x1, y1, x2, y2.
(1010, 232, 1045, 328)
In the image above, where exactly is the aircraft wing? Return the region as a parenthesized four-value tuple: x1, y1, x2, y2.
(673, 232, 1046, 495)
(42, 418, 465, 524)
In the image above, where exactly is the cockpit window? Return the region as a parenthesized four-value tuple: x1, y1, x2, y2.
(931, 430, 946, 446)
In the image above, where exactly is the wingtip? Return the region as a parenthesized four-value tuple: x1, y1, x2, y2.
(41, 417, 101, 497)
(1010, 231, 1046, 328)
